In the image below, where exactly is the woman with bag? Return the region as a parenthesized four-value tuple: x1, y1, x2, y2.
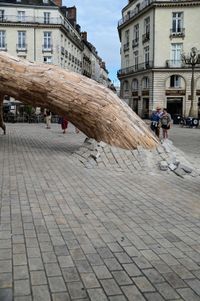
(160, 108, 171, 140)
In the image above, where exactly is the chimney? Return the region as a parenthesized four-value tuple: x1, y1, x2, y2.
(81, 32, 87, 41)
(53, 0, 62, 7)
(66, 6, 77, 27)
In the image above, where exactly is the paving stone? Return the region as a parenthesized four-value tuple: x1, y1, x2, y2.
(144, 292, 165, 301)
(87, 288, 108, 301)
(0, 273, 12, 288)
(104, 258, 123, 271)
(80, 272, 100, 288)
(45, 263, 62, 277)
(0, 288, 12, 301)
(32, 285, 51, 301)
(112, 270, 133, 285)
(62, 267, 80, 282)
(14, 265, 29, 280)
(14, 279, 30, 296)
(114, 252, 132, 263)
(186, 279, 200, 295)
(67, 281, 87, 299)
(177, 287, 200, 301)
(122, 263, 142, 277)
(86, 253, 104, 266)
(52, 292, 70, 301)
(132, 276, 156, 292)
(30, 271, 47, 285)
(121, 285, 146, 301)
(163, 272, 187, 288)
(48, 277, 67, 293)
(155, 282, 180, 299)
(92, 265, 112, 279)
(100, 279, 122, 296)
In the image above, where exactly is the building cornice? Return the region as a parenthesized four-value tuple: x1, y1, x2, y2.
(119, 0, 200, 31)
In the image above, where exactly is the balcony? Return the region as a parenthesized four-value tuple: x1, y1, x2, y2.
(16, 44, 27, 52)
(142, 32, 150, 43)
(0, 15, 83, 50)
(61, 46, 65, 55)
(117, 61, 153, 77)
(42, 44, 53, 53)
(132, 39, 139, 48)
(118, 0, 154, 28)
(0, 44, 7, 51)
(166, 60, 184, 68)
(123, 42, 129, 52)
(170, 28, 185, 39)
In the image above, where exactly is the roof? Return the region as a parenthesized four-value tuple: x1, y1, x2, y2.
(0, 0, 56, 6)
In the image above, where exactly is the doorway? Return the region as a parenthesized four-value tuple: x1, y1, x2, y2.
(167, 97, 183, 118)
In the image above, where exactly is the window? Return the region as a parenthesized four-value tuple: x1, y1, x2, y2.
(43, 0, 48, 3)
(133, 24, 139, 41)
(170, 75, 181, 88)
(132, 79, 138, 91)
(144, 17, 150, 34)
(0, 10, 4, 21)
(134, 51, 138, 69)
(144, 46, 149, 66)
(44, 12, 50, 24)
(124, 81, 129, 91)
(18, 11, 25, 22)
(172, 12, 183, 33)
(125, 55, 129, 67)
(17, 31, 26, 49)
(43, 56, 52, 64)
(125, 29, 129, 44)
(171, 43, 182, 65)
(0, 31, 6, 49)
(142, 77, 149, 89)
(43, 32, 52, 49)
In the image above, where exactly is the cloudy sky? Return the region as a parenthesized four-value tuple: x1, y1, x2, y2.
(63, 0, 128, 84)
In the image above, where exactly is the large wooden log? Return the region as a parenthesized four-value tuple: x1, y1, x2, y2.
(0, 52, 158, 149)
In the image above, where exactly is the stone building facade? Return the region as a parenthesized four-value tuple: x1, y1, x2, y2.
(118, 0, 200, 118)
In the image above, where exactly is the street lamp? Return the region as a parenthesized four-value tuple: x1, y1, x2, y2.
(181, 47, 200, 117)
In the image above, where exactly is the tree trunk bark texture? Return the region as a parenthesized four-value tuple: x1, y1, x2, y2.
(0, 52, 158, 149)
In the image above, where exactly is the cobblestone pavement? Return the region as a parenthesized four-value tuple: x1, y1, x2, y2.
(0, 123, 200, 301)
(170, 125, 200, 168)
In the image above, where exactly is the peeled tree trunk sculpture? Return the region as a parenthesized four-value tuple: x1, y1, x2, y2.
(0, 52, 158, 149)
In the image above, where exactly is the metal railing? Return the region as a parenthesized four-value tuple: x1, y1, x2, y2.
(142, 32, 150, 43)
(170, 28, 185, 38)
(0, 15, 82, 44)
(118, 0, 154, 27)
(123, 42, 129, 52)
(117, 61, 153, 77)
(132, 39, 139, 48)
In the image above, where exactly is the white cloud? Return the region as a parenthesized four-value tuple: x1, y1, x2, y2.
(63, 0, 127, 82)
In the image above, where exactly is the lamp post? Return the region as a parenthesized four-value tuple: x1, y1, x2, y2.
(181, 47, 200, 117)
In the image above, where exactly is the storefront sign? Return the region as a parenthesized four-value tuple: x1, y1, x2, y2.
(165, 90, 185, 96)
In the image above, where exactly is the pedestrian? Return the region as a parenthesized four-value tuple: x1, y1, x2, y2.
(150, 109, 160, 137)
(60, 116, 68, 134)
(45, 110, 51, 129)
(160, 108, 171, 140)
(150, 106, 163, 138)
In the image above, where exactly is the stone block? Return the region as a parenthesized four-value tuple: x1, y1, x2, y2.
(159, 161, 168, 171)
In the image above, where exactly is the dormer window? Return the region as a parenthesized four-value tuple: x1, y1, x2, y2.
(43, 0, 48, 4)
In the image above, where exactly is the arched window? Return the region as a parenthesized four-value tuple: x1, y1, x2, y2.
(170, 75, 181, 88)
(123, 80, 129, 92)
(132, 79, 138, 91)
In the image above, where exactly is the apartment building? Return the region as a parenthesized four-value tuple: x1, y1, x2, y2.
(0, 0, 83, 74)
(118, 0, 200, 118)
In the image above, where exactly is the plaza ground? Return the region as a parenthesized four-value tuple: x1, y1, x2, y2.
(0, 123, 200, 301)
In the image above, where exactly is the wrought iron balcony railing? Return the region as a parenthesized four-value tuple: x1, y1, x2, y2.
(170, 28, 185, 38)
(118, 0, 154, 27)
(0, 15, 82, 47)
(123, 42, 130, 52)
(142, 32, 150, 43)
(132, 39, 139, 48)
(117, 61, 153, 77)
